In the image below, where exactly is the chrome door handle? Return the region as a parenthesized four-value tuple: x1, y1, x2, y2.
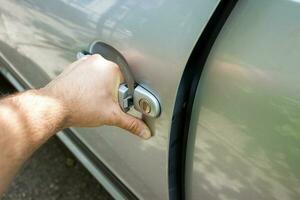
(77, 41, 161, 118)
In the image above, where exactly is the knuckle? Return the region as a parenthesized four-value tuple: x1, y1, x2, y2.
(90, 54, 117, 66)
(91, 54, 103, 60)
(106, 60, 119, 69)
(89, 54, 104, 65)
(89, 55, 119, 70)
(127, 119, 139, 133)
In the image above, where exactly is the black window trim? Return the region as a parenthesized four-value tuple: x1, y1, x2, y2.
(168, 1, 238, 199)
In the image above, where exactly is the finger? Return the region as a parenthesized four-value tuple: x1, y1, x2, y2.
(64, 54, 91, 74)
(119, 70, 125, 83)
(92, 54, 125, 83)
(55, 55, 92, 81)
(87, 54, 125, 84)
(116, 111, 151, 139)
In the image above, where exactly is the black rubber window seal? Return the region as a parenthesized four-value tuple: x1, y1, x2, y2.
(168, 1, 238, 199)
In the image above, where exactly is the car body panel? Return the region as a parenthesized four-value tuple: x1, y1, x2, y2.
(0, 0, 220, 198)
(186, 0, 300, 199)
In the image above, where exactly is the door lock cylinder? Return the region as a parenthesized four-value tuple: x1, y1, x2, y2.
(78, 41, 161, 118)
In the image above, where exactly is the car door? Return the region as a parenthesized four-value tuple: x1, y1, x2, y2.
(0, 0, 220, 199)
(185, 0, 300, 199)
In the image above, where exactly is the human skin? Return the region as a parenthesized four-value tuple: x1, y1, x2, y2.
(0, 54, 151, 195)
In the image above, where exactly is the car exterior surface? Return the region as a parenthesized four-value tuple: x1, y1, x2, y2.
(186, 0, 300, 199)
(1, 0, 300, 200)
(0, 0, 219, 199)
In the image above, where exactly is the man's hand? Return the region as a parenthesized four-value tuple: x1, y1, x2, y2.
(42, 54, 151, 139)
(0, 54, 150, 196)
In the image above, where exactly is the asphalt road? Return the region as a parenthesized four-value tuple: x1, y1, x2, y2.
(0, 74, 113, 200)
(2, 137, 113, 200)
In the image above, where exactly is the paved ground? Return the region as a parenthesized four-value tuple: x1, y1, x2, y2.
(0, 74, 113, 200)
(2, 137, 113, 200)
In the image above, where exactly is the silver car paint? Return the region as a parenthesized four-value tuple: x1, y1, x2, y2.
(0, 0, 220, 198)
(186, 0, 300, 199)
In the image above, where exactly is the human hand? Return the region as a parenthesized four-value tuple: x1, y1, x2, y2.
(41, 54, 151, 139)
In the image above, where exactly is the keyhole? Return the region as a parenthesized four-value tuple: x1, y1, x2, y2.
(139, 99, 151, 114)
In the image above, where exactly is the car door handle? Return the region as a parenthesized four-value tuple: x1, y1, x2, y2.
(77, 41, 161, 118)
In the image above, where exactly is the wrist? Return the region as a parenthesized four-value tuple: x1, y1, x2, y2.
(37, 87, 70, 129)
(0, 89, 69, 157)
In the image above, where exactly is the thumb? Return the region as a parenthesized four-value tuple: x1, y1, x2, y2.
(115, 110, 151, 139)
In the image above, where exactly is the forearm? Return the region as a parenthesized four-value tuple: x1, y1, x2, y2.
(0, 55, 151, 196)
(0, 89, 68, 195)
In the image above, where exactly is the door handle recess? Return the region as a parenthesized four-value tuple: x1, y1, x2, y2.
(77, 41, 161, 118)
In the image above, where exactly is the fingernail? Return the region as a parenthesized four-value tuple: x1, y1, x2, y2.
(140, 129, 151, 139)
